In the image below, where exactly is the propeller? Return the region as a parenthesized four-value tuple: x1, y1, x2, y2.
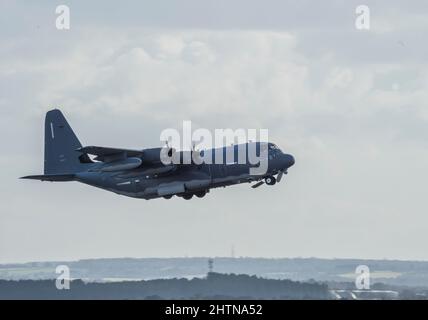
(191, 142, 202, 163)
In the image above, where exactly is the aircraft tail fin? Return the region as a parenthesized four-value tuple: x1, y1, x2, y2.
(44, 109, 92, 174)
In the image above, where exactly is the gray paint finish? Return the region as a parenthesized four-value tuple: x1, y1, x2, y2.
(22, 110, 295, 200)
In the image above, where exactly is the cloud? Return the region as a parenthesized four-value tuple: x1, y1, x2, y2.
(1, 1, 428, 262)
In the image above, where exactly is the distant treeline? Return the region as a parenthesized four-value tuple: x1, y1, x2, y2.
(0, 272, 329, 300)
(3, 257, 428, 288)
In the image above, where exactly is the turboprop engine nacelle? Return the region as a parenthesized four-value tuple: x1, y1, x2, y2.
(142, 147, 175, 164)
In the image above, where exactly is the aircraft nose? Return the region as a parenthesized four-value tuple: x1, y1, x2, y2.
(283, 154, 295, 168)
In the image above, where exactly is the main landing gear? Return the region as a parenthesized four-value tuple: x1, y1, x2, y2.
(181, 190, 207, 200)
(195, 190, 206, 198)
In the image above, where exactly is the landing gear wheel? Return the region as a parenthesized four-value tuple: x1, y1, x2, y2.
(183, 194, 193, 200)
(195, 191, 206, 198)
(265, 176, 276, 185)
(163, 195, 173, 199)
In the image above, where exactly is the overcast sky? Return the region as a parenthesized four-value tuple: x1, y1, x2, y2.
(1, 1, 428, 263)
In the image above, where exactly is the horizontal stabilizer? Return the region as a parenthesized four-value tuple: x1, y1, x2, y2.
(20, 174, 75, 182)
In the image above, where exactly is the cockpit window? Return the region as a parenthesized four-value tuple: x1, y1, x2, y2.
(269, 144, 278, 150)
(268, 144, 282, 153)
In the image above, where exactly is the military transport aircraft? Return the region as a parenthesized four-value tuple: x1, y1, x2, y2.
(21, 109, 295, 200)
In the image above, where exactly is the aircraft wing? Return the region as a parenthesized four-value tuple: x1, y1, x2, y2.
(78, 146, 143, 162)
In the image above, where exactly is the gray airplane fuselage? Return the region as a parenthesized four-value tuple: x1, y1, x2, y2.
(21, 109, 295, 200)
(75, 144, 295, 199)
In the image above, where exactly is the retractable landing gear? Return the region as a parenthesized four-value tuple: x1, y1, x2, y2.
(183, 194, 193, 200)
(195, 190, 206, 198)
(180, 190, 207, 200)
(265, 175, 276, 186)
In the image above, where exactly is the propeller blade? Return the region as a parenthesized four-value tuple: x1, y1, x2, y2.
(251, 181, 265, 188)
(277, 170, 284, 182)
